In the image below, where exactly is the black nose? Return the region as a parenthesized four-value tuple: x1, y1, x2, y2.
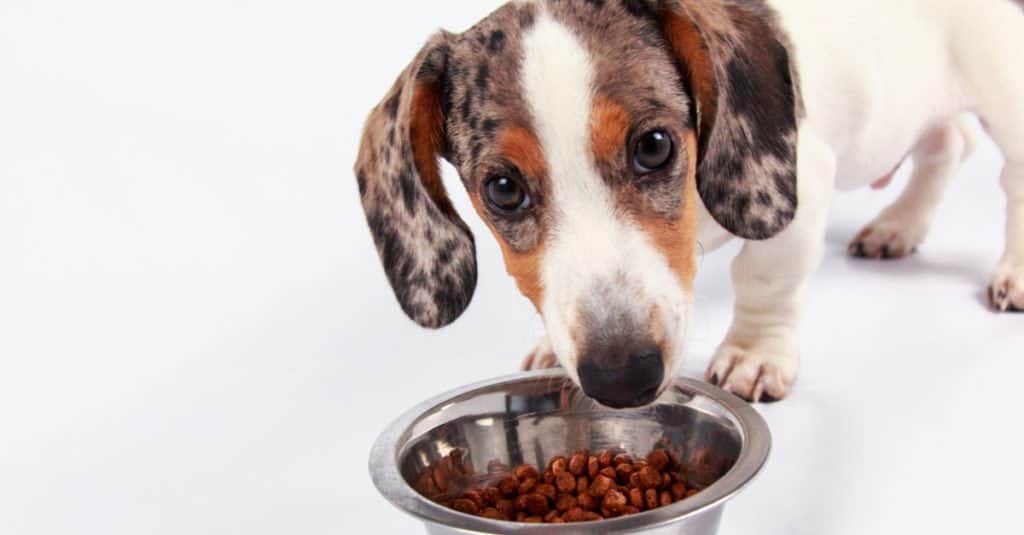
(577, 349, 664, 408)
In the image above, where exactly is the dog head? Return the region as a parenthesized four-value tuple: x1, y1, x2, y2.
(355, 0, 800, 407)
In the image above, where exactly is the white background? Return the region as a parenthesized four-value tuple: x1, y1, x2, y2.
(1, 1, 1022, 534)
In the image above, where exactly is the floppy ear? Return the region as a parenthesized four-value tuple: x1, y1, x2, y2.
(658, 0, 801, 240)
(354, 31, 477, 329)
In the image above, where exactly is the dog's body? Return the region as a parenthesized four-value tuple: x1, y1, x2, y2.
(356, 0, 1024, 405)
(695, 0, 1024, 399)
(696, 0, 1024, 399)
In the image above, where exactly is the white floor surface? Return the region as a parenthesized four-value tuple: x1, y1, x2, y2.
(1, 2, 1021, 534)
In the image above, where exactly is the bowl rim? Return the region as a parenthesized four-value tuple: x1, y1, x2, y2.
(368, 369, 770, 534)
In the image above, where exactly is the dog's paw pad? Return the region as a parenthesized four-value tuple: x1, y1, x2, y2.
(706, 346, 796, 403)
(989, 261, 1024, 313)
(848, 221, 924, 260)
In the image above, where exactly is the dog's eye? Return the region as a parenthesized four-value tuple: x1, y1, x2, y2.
(484, 175, 529, 212)
(632, 130, 674, 173)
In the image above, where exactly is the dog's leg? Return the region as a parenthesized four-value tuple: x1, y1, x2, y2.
(706, 133, 836, 401)
(987, 148, 1024, 312)
(951, 5, 1024, 312)
(990, 170, 1024, 311)
(978, 94, 1024, 311)
(521, 335, 560, 370)
(849, 117, 976, 259)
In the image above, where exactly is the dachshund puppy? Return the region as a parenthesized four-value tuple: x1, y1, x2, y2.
(354, 0, 1024, 405)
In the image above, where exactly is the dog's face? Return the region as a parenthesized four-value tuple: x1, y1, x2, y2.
(355, 0, 800, 407)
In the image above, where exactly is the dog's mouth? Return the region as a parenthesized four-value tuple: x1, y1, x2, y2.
(587, 385, 663, 409)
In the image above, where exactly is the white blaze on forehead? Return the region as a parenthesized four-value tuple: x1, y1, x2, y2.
(519, 11, 690, 373)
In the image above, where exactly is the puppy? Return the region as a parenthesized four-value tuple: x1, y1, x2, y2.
(354, 0, 1024, 405)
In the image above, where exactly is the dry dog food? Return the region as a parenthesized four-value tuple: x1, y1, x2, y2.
(414, 448, 707, 523)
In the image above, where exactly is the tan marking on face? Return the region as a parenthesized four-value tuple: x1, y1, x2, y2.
(467, 125, 550, 311)
(498, 125, 548, 179)
(636, 132, 699, 290)
(410, 82, 458, 217)
(468, 193, 547, 311)
(501, 244, 545, 311)
(589, 93, 631, 164)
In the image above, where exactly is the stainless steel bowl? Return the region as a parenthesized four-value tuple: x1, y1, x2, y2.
(369, 370, 770, 534)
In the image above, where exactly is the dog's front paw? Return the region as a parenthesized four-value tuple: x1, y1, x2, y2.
(705, 344, 798, 402)
(521, 337, 560, 371)
(848, 215, 929, 260)
(989, 257, 1024, 312)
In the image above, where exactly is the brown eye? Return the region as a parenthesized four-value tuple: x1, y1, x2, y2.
(485, 175, 529, 212)
(632, 130, 674, 173)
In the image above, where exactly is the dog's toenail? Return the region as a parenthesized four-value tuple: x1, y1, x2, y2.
(709, 373, 719, 386)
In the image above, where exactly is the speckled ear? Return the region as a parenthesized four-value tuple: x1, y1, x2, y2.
(658, 0, 801, 240)
(354, 31, 476, 329)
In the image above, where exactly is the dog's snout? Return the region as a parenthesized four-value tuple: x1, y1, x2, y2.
(577, 349, 664, 408)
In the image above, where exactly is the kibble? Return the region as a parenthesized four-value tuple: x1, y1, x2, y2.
(670, 482, 688, 501)
(419, 448, 714, 524)
(645, 488, 659, 510)
(603, 488, 627, 512)
(637, 466, 662, 489)
(568, 451, 588, 476)
(536, 483, 557, 502)
(589, 474, 614, 497)
(453, 498, 479, 515)
(549, 456, 567, 474)
(498, 476, 517, 496)
(575, 475, 589, 496)
(647, 449, 670, 471)
(578, 491, 598, 512)
(555, 493, 577, 512)
(629, 487, 644, 508)
(555, 471, 576, 493)
(514, 465, 539, 480)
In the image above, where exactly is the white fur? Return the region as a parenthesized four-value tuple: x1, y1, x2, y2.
(849, 118, 976, 259)
(519, 10, 690, 388)
(511, 0, 1024, 400)
(700, 0, 1024, 398)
